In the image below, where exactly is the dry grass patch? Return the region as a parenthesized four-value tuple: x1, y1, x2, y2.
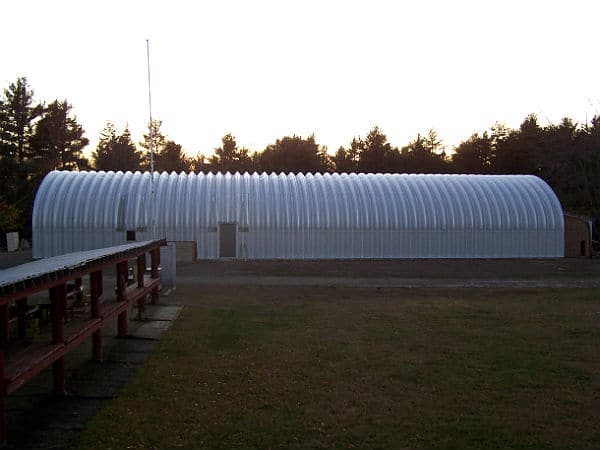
(74, 287, 600, 449)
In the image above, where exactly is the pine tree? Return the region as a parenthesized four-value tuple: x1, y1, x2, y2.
(154, 140, 191, 172)
(93, 122, 142, 171)
(92, 121, 117, 169)
(0, 77, 43, 162)
(210, 133, 253, 173)
(0, 78, 43, 214)
(139, 119, 166, 170)
(257, 134, 328, 173)
(30, 100, 89, 172)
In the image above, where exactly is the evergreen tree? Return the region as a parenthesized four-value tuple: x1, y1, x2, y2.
(424, 129, 445, 156)
(30, 100, 89, 172)
(154, 140, 191, 172)
(210, 133, 253, 173)
(257, 134, 330, 173)
(93, 122, 142, 171)
(400, 132, 448, 173)
(190, 152, 208, 172)
(0, 77, 43, 209)
(0, 77, 43, 162)
(334, 138, 363, 173)
(452, 132, 494, 173)
(0, 200, 19, 237)
(357, 127, 397, 173)
(92, 121, 117, 169)
(576, 116, 600, 237)
(140, 119, 167, 170)
(139, 120, 191, 172)
(494, 114, 544, 174)
(333, 146, 354, 173)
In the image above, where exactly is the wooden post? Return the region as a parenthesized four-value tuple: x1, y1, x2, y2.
(62, 284, 68, 322)
(0, 241, 165, 444)
(0, 303, 8, 445)
(151, 248, 160, 304)
(0, 304, 8, 348)
(74, 277, 83, 303)
(137, 254, 146, 288)
(50, 284, 66, 396)
(90, 270, 103, 362)
(0, 345, 5, 447)
(116, 261, 128, 337)
(16, 297, 27, 340)
(137, 254, 146, 320)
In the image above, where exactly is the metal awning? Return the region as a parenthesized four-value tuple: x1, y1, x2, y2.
(0, 239, 165, 298)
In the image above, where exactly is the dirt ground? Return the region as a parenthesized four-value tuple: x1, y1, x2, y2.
(177, 257, 600, 288)
(3, 250, 599, 287)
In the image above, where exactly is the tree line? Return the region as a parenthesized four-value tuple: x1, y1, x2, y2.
(1, 77, 599, 241)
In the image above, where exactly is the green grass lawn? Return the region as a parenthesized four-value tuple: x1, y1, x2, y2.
(74, 287, 600, 449)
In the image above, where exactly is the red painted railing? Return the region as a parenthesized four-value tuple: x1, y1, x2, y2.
(0, 239, 166, 446)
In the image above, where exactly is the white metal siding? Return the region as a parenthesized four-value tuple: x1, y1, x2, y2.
(32, 171, 565, 259)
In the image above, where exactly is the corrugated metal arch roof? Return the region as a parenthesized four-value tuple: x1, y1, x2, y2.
(32, 171, 564, 258)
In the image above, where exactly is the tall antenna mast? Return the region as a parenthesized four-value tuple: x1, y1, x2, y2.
(146, 39, 156, 237)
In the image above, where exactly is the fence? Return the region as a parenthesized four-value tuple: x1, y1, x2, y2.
(0, 239, 166, 446)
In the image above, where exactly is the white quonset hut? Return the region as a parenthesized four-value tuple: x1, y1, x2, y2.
(32, 171, 564, 259)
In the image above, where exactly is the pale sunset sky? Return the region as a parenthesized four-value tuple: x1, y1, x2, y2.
(1, 0, 599, 157)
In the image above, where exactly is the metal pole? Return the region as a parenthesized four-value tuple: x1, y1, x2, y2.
(147, 39, 156, 238)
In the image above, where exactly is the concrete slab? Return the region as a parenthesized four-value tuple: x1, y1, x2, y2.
(128, 305, 183, 340)
(130, 320, 174, 340)
(144, 304, 184, 321)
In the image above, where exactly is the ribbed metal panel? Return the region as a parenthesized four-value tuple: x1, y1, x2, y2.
(32, 171, 565, 259)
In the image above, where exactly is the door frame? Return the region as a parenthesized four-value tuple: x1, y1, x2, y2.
(218, 222, 238, 258)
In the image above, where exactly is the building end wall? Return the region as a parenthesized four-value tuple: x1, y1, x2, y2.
(564, 215, 591, 257)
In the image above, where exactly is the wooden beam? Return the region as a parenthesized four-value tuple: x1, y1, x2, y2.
(116, 261, 128, 337)
(0, 347, 5, 446)
(151, 248, 160, 304)
(90, 270, 102, 362)
(74, 277, 83, 303)
(0, 304, 7, 445)
(0, 305, 8, 348)
(16, 298, 27, 340)
(0, 240, 165, 445)
(50, 284, 66, 396)
(137, 254, 146, 320)
(0, 239, 167, 304)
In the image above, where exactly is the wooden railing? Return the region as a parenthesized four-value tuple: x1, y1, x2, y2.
(0, 239, 166, 446)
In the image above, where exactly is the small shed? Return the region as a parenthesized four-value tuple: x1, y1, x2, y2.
(564, 213, 593, 257)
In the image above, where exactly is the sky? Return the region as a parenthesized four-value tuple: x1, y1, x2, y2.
(2, 0, 599, 158)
